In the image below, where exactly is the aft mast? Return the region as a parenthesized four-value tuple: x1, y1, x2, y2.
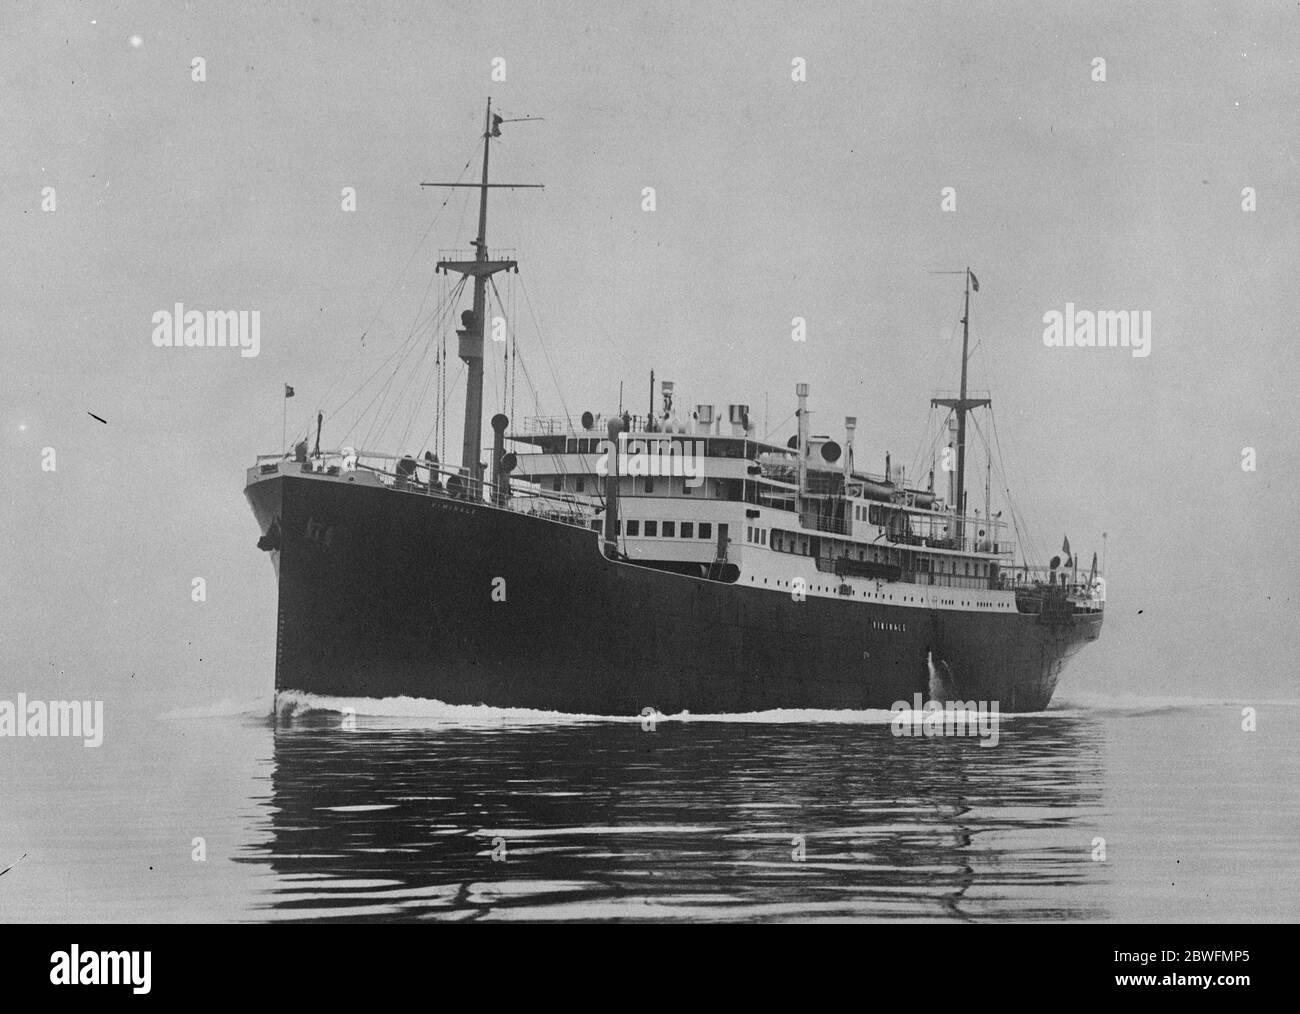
(931, 267, 990, 545)
(424, 98, 542, 491)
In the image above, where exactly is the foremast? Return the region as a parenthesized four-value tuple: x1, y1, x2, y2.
(425, 98, 541, 489)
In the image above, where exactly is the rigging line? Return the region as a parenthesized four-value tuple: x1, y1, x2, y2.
(331, 326, 423, 436)
(506, 342, 574, 484)
(311, 141, 481, 418)
(434, 269, 447, 459)
(333, 275, 467, 434)
(986, 406, 1043, 567)
(396, 322, 445, 452)
(361, 338, 425, 451)
(355, 307, 440, 449)
(429, 337, 443, 451)
(490, 275, 568, 482)
(508, 273, 517, 424)
(432, 269, 445, 454)
(451, 183, 473, 252)
(486, 282, 503, 416)
(930, 407, 957, 491)
(441, 321, 448, 461)
(909, 407, 952, 493)
(498, 280, 513, 422)
(903, 403, 933, 485)
(417, 362, 466, 462)
(986, 405, 1035, 561)
(511, 344, 546, 434)
(905, 403, 944, 489)
(366, 273, 467, 439)
(968, 413, 1002, 520)
(496, 282, 506, 416)
(504, 274, 604, 483)
(371, 286, 464, 451)
(762, 411, 795, 443)
(925, 314, 963, 411)
(513, 274, 575, 426)
(928, 406, 953, 484)
(345, 277, 467, 447)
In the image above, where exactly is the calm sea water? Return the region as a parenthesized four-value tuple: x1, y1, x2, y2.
(1, 692, 1295, 922)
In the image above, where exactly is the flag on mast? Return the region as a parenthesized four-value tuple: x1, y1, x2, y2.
(284, 384, 295, 398)
(1062, 535, 1072, 567)
(969, 270, 979, 292)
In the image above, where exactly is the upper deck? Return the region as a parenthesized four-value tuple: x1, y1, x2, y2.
(248, 435, 1101, 615)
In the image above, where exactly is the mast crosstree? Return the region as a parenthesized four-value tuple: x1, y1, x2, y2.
(423, 97, 543, 486)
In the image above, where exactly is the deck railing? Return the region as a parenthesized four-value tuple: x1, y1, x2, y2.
(254, 448, 602, 529)
(1000, 564, 1105, 610)
(798, 510, 852, 535)
(518, 413, 667, 437)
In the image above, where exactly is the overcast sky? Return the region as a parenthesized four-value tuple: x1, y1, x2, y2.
(3, 0, 1298, 713)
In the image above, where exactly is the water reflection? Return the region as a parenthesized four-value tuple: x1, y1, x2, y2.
(235, 714, 1108, 921)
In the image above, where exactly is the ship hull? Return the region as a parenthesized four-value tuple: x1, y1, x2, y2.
(246, 474, 1101, 713)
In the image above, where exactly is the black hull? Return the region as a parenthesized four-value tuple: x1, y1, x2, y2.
(246, 475, 1102, 713)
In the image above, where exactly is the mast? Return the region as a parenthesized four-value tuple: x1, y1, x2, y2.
(425, 98, 542, 492)
(931, 267, 990, 548)
(957, 270, 970, 524)
(462, 100, 493, 482)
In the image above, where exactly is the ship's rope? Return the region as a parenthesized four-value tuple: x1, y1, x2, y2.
(353, 277, 462, 449)
(440, 303, 448, 461)
(762, 411, 795, 445)
(495, 274, 599, 490)
(396, 315, 445, 454)
(974, 408, 1045, 569)
(485, 283, 502, 418)
(363, 247, 466, 450)
(336, 274, 466, 448)
(433, 270, 446, 459)
(512, 343, 543, 425)
(416, 361, 465, 461)
(496, 280, 506, 416)
(297, 138, 481, 444)
(377, 288, 448, 451)
(906, 403, 952, 494)
(900, 297, 979, 492)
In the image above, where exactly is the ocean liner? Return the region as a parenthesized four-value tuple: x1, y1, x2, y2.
(245, 101, 1104, 714)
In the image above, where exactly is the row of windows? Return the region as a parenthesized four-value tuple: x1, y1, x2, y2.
(747, 525, 768, 546)
(855, 504, 901, 525)
(614, 520, 725, 541)
(560, 437, 753, 458)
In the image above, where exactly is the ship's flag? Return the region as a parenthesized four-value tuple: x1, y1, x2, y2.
(1062, 534, 1072, 567)
(491, 113, 503, 137)
(284, 384, 295, 398)
(969, 270, 979, 292)
(1087, 551, 1098, 586)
